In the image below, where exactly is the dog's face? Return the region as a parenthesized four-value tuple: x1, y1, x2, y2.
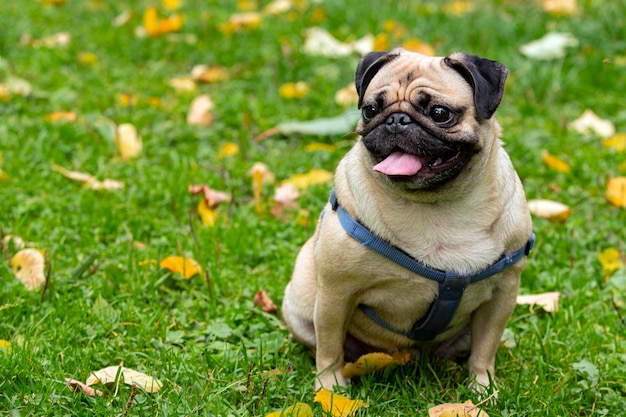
(355, 48, 508, 193)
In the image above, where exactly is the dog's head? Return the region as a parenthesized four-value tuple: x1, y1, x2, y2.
(354, 48, 508, 194)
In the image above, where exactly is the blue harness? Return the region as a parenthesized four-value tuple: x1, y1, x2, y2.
(329, 189, 535, 341)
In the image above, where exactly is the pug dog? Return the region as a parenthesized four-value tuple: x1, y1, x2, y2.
(282, 48, 533, 392)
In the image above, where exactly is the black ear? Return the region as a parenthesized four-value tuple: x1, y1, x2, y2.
(355, 50, 400, 109)
(444, 52, 509, 120)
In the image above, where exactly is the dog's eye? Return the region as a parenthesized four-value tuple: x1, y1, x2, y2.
(429, 106, 452, 124)
(362, 104, 378, 121)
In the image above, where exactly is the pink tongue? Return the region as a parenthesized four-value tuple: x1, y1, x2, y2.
(373, 151, 423, 176)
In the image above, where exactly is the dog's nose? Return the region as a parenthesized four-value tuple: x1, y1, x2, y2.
(385, 113, 412, 133)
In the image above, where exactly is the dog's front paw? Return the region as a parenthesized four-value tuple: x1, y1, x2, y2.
(468, 373, 498, 402)
(315, 370, 348, 391)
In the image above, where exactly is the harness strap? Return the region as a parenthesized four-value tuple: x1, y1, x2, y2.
(329, 189, 535, 341)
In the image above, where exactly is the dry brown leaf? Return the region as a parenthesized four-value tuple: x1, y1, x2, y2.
(516, 292, 560, 313)
(187, 94, 214, 126)
(274, 183, 300, 208)
(254, 289, 278, 314)
(11, 248, 46, 291)
(188, 184, 230, 208)
(428, 400, 489, 417)
(114, 123, 142, 160)
(86, 365, 163, 393)
(65, 378, 103, 397)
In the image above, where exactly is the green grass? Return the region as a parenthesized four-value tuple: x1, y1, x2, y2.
(1, 0, 625, 415)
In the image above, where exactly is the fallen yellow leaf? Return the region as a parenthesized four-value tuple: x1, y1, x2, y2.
(263, 0, 293, 15)
(162, 0, 183, 11)
(168, 76, 197, 93)
(159, 256, 202, 279)
(570, 109, 615, 138)
(0, 340, 11, 352)
(265, 403, 313, 417)
(606, 177, 626, 208)
(428, 400, 489, 417)
(187, 94, 214, 126)
(334, 84, 358, 107)
(249, 162, 275, 185)
(305, 143, 336, 153)
(52, 165, 124, 190)
(541, 150, 571, 173)
(516, 292, 560, 313)
(12, 248, 46, 291)
(86, 365, 163, 393)
(282, 169, 333, 190)
(373, 33, 390, 51)
(218, 142, 240, 158)
(314, 389, 368, 417)
(143, 7, 184, 37)
(402, 38, 435, 56)
(39, 32, 71, 48)
(220, 12, 262, 34)
(527, 199, 571, 222)
(77, 51, 98, 65)
(442, 1, 474, 16)
(115, 123, 142, 160)
(191, 64, 228, 83)
(541, 0, 578, 16)
(279, 81, 310, 99)
(143, 7, 160, 35)
(118, 92, 137, 107)
(45, 111, 77, 122)
(0, 151, 8, 181)
(197, 198, 217, 226)
(599, 248, 623, 278)
(602, 133, 626, 152)
(343, 352, 398, 378)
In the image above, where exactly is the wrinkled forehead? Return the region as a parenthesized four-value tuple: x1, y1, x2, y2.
(363, 53, 474, 103)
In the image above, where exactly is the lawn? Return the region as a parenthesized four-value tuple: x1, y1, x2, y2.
(1, 0, 625, 415)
